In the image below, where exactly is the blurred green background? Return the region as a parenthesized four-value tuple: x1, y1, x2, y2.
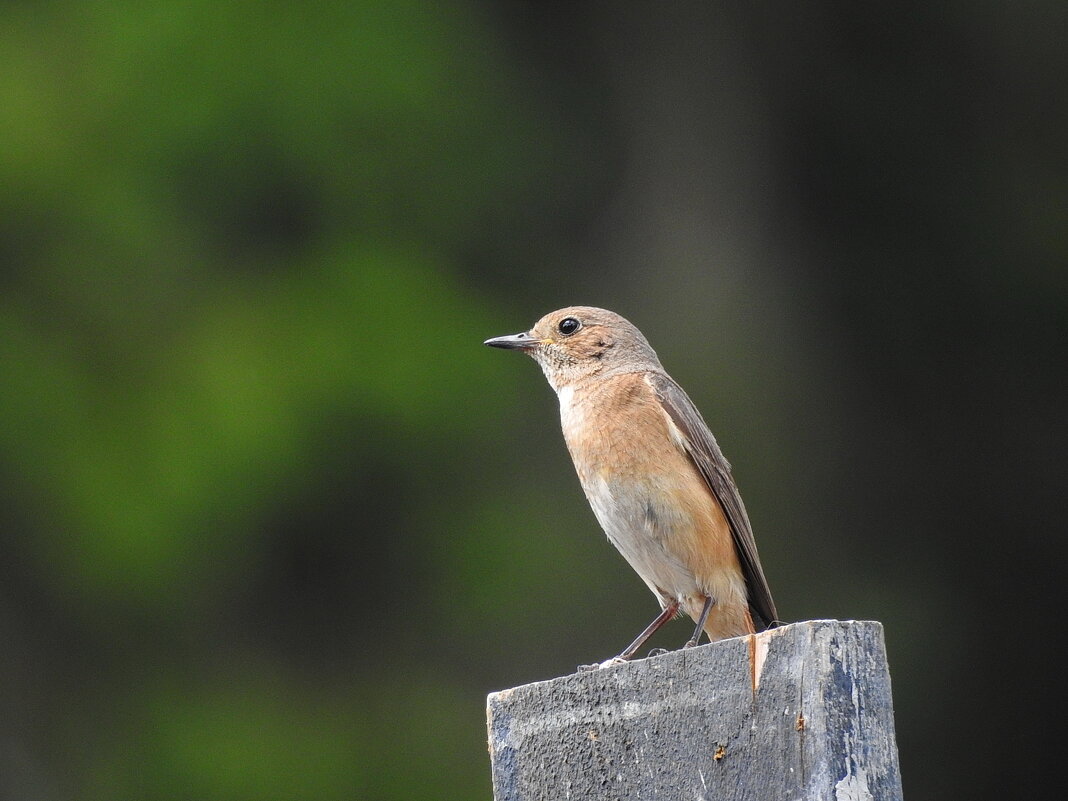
(1, 2, 1065, 799)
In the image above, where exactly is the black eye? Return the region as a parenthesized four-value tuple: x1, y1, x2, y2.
(558, 317, 581, 336)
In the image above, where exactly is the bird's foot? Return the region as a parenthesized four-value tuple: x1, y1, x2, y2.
(683, 638, 699, 649)
(577, 656, 629, 672)
(646, 648, 669, 657)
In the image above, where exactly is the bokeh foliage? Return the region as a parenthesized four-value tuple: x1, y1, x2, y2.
(1, 2, 570, 798)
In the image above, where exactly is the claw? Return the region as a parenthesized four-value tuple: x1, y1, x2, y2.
(577, 656, 628, 672)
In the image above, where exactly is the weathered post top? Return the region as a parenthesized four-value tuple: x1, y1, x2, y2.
(487, 619, 902, 801)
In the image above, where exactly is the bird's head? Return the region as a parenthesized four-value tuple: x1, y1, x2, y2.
(484, 306, 662, 391)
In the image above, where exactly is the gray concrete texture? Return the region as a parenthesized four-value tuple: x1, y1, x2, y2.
(487, 619, 903, 801)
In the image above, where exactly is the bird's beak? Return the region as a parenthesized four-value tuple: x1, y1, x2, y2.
(484, 331, 539, 350)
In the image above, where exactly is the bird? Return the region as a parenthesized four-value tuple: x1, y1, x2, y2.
(485, 306, 777, 663)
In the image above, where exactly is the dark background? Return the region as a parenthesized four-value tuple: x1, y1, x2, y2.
(2, 2, 1065, 799)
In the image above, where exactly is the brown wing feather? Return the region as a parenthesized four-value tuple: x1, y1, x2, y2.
(647, 372, 779, 630)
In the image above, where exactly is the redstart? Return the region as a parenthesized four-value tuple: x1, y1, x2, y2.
(485, 306, 778, 662)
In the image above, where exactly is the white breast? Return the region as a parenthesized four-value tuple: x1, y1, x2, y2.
(555, 384, 578, 425)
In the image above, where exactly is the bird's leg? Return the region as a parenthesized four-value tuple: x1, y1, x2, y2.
(684, 595, 716, 648)
(617, 600, 680, 661)
(577, 600, 681, 671)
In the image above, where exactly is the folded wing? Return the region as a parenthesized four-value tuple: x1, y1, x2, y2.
(647, 372, 779, 630)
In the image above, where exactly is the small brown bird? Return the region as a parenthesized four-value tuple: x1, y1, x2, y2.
(485, 306, 777, 662)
